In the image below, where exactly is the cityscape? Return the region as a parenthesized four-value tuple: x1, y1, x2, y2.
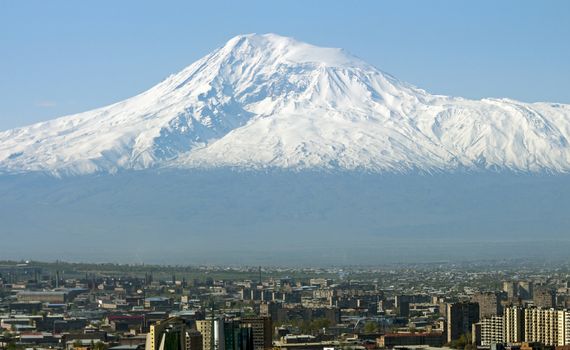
(1, 260, 570, 350)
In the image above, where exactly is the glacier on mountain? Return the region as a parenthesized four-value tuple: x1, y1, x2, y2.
(1, 33, 570, 176)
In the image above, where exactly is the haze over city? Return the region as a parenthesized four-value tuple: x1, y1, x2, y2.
(1, 1, 570, 264)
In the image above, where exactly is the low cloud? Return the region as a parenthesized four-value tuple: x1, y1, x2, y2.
(36, 100, 57, 108)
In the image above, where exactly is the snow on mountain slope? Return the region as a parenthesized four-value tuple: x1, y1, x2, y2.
(1, 33, 570, 176)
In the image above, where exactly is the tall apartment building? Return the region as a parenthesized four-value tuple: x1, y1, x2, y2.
(504, 282, 518, 299)
(146, 317, 191, 350)
(224, 320, 254, 350)
(533, 287, 556, 309)
(524, 308, 559, 346)
(504, 306, 524, 343)
(474, 306, 570, 347)
(196, 317, 270, 350)
(196, 319, 225, 350)
(394, 295, 413, 318)
(472, 292, 502, 318)
(558, 310, 570, 346)
(518, 282, 534, 300)
(502, 307, 570, 346)
(474, 316, 504, 347)
(240, 316, 272, 350)
(447, 302, 480, 343)
(187, 330, 204, 350)
(503, 281, 534, 300)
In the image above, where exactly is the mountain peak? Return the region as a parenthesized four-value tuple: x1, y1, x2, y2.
(218, 33, 367, 68)
(1, 34, 570, 176)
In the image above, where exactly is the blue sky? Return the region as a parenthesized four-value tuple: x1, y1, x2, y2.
(1, 0, 569, 130)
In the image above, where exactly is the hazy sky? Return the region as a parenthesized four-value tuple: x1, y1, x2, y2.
(1, 0, 569, 130)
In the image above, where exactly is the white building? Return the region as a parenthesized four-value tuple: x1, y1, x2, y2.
(477, 316, 504, 347)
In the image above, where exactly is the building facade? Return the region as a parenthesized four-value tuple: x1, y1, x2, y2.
(524, 308, 558, 346)
(447, 302, 480, 343)
(476, 316, 504, 347)
(145, 317, 190, 350)
(240, 316, 272, 350)
(472, 292, 502, 319)
(533, 287, 556, 309)
(504, 306, 525, 343)
(196, 319, 225, 350)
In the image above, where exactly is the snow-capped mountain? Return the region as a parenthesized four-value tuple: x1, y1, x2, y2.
(1, 33, 570, 176)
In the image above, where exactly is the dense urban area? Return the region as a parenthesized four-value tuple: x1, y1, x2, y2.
(1, 259, 570, 350)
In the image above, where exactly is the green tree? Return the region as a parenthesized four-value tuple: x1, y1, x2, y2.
(364, 321, 378, 333)
(94, 341, 108, 350)
(312, 318, 331, 330)
(449, 333, 472, 349)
